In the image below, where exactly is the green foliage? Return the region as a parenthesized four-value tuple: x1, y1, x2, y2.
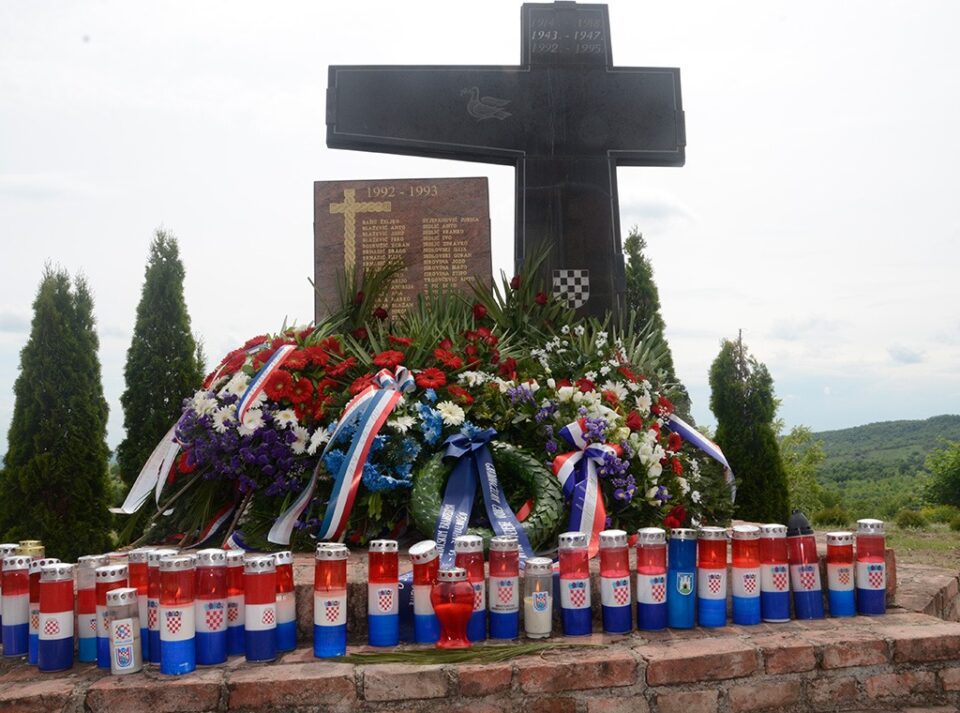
(779, 424, 826, 516)
(950, 515, 960, 532)
(116, 231, 203, 493)
(709, 334, 789, 523)
(920, 504, 960, 524)
(927, 440, 960, 508)
(895, 508, 928, 530)
(0, 267, 112, 559)
(623, 228, 691, 419)
(812, 505, 850, 527)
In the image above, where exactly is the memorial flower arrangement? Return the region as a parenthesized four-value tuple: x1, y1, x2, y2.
(120, 262, 732, 551)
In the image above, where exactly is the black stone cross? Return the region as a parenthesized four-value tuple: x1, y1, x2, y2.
(326, 1, 684, 317)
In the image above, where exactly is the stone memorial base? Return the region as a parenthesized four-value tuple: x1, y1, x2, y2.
(4, 555, 960, 713)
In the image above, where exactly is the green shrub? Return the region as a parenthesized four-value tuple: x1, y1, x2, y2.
(813, 505, 850, 527)
(920, 504, 960, 524)
(950, 515, 960, 532)
(895, 508, 927, 530)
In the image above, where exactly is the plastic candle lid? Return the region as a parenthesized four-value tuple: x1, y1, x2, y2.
(3, 555, 30, 571)
(369, 540, 398, 554)
(599, 530, 628, 548)
(438, 567, 468, 582)
(40, 563, 74, 582)
(146, 549, 178, 566)
(760, 524, 787, 538)
(106, 587, 138, 606)
(558, 531, 587, 549)
(857, 519, 885, 535)
(826, 531, 854, 546)
(158, 555, 195, 572)
(731, 525, 760, 540)
(243, 554, 276, 573)
(669, 528, 698, 541)
(196, 549, 227, 567)
(29, 557, 60, 574)
(409, 540, 439, 564)
(316, 544, 349, 561)
(637, 527, 666, 545)
(490, 536, 519, 551)
(127, 547, 155, 564)
(454, 535, 483, 553)
(95, 564, 129, 581)
(698, 526, 728, 541)
(274, 551, 294, 566)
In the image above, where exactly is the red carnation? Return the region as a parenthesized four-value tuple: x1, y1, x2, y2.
(626, 410, 644, 432)
(415, 368, 447, 390)
(576, 378, 596, 393)
(672, 457, 684, 475)
(372, 350, 405, 369)
(489, 348, 500, 364)
(202, 370, 217, 389)
(434, 348, 463, 370)
(447, 384, 474, 406)
(438, 338, 453, 350)
(472, 302, 487, 320)
(498, 357, 517, 379)
(668, 432, 683, 452)
(535, 292, 548, 306)
(373, 307, 388, 321)
(510, 275, 521, 290)
(388, 335, 413, 347)
(351, 327, 368, 341)
(327, 357, 357, 378)
(664, 505, 687, 529)
(288, 376, 314, 404)
(264, 370, 294, 401)
(651, 396, 675, 416)
(349, 374, 374, 395)
(617, 365, 640, 382)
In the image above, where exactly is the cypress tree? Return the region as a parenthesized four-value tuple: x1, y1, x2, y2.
(623, 227, 691, 419)
(116, 230, 203, 490)
(708, 332, 789, 522)
(0, 268, 112, 559)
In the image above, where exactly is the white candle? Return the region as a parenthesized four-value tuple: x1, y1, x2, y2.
(523, 593, 552, 638)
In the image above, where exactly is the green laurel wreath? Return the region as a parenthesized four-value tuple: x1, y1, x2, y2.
(410, 441, 565, 551)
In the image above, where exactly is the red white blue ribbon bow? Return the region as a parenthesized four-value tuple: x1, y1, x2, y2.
(267, 366, 415, 545)
(552, 418, 621, 558)
(665, 413, 736, 502)
(236, 344, 296, 423)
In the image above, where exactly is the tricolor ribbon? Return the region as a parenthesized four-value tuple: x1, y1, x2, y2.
(192, 502, 236, 546)
(433, 428, 535, 567)
(110, 423, 181, 515)
(665, 413, 736, 502)
(267, 366, 415, 545)
(552, 419, 621, 558)
(236, 344, 296, 423)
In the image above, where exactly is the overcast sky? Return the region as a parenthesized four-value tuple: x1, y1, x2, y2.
(2, 0, 959, 451)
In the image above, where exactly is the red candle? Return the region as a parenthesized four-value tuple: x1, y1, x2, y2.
(430, 568, 474, 649)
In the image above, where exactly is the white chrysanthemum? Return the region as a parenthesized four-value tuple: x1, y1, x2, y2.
(212, 407, 234, 434)
(273, 409, 298, 429)
(291, 426, 310, 455)
(436, 401, 465, 427)
(250, 391, 267, 409)
(220, 372, 250, 398)
(207, 375, 228, 392)
(238, 408, 264, 436)
(634, 392, 652, 414)
(388, 415, 415, 433)
(602, 380, 629, 402)
(458, 371, 490, 388)
(191, 391, 218, 416)
(307, 427, 330, 455)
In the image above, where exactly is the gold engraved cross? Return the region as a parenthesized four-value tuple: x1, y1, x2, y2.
(328, 189, 392, 272)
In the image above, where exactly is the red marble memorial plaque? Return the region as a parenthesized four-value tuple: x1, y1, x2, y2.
(314, 177, 491, 320)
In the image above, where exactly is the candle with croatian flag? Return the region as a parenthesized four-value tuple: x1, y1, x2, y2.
(126, 548, 152, 661)
(159, 554, 197, 675)
(759, 524, 790, 622)
(107, 587, 142, 675)
(274, 551, 297, 652)
(697, 526, 728, 627)
(27, 557, 59, 664)
(2, 555, 31, 656)
(38, 563, 75, 672)
(488, 535, 520, 639)
(826, 532, 855, 616)
(454, 535, 486, 641)
(599, 529, 631, 634)
(0, 544, 19, 633)
(367, 540, 399, 646)
(195, 548, 228, 665)
(731, 525, 761, 625)
(667, 528, 697, 629)
(314, 543, 348, 657)
(95, 564, 129, 668)
(787, 510, 824, 619)
(146, 548, 178, 664)
(636, 527, 667, 631)
(76, 554, 108, 662)
(856, 519, 886, 615)
(243, 554, 277, 662)
(558, 531, 592, 636)
(409, 540, 440, 644)
(225, 550, 245, 656)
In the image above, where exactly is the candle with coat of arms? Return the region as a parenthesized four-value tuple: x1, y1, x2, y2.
(367, 540, 399, 646)
(195, 549, 228, 665)
(158, 554, 197, 674)
(488, 536, 520, 640)
(558, 532, 592, 636)
(599, 530, 631, 634)
(826, 532, 855, 617)
(731, 525, 761, 625)
(759, 524, 790, 622)
(523, 557, 553, 639)
(697, 527, 728, 627)
(667, 528, 697, 628)
(430, 567, 474, 649)
(243, 554, 277, 662)
(636, 528, 667, 631)
(787, 510, 824, 619)
(314, 543, 348, 657)
(856, 519, 886, 615)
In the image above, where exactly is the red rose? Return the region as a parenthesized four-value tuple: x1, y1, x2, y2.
(663, 505, 687, 529)
(388, 335, 413, 347)
(576, 378, 595, 393)
(351, 327, 368, 341)
(510, 275, 521, 290)
(498, 357, 517, 379)
(373, 307, 388, 321)
(415, 368, 447, 390)
(489, 348, 500, 364)
(626, 411, 644, 432)
(288, 376, 315, 404)
(372, 350, 405, 369)
(264, 370, 294, 401)
(464, 330, 478, 343)
(464, 344, 478, 358)
(535, 292, 547, 306)
(354, 291, 365, 306)
(472, 302, 487, 320)
(447, 384, 474, 405)
(668, 432, 683, 452)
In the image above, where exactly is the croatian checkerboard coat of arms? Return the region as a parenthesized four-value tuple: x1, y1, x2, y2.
(553, 269, 589, 309)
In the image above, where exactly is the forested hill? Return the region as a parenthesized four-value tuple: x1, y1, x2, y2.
(812, 414, 960, 517)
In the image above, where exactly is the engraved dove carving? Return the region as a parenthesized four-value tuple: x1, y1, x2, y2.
(461, 87, 512, 121)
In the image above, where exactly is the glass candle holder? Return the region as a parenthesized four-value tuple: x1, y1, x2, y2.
(759, 524, 790, 622)
(488, 535, 520, 639)
(409, 540, 440, 644)
(430, 567, 474, 649)
(599, 529, 631, 634)
(314, 543, 348, 657)
(731, 525, 760, 625)
(636, 527, 667, 631)
(856, 519, 886, 615)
